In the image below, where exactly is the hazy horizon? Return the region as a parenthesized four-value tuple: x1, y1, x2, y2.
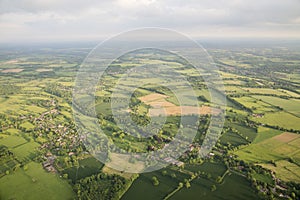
(0, 0, 300, 43)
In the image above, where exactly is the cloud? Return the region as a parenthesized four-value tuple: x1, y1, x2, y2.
(0, 0, 299, 42)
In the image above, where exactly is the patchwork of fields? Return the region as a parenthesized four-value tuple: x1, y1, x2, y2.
(235, 131, 300, 182)
(0, 44, 299, 200)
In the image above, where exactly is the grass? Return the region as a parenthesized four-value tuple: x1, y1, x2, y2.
(253, 95, 300, 117)
(122, 167, 190, 200)
(235, 132, 300, 182)
(4, 128, 20, 135)
(224, 86, 245, 93)
(235, 132, 300, 163)
(185, 162, 227, 179)
(11, 141, 39, 162)
(0, 135, 27, 148)
(241, 87, 287, 96)
(220, 131, 249, 147)
(229, 123, 257, 142)
(252, 172, 274, 185)
(63, 156, 104, 183)
(251, 111, 300, 130)
(25, 105, 47, 114)
(252, 127, 281, 144)
(260, 160, 300, 183)
(102, 166, 134, 180)
(0, 162, 75, 200)
(171, 173, 258, 200)
(20, 121, 35, 130)
(232, 96, 276, 113)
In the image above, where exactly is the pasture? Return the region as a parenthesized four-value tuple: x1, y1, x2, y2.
(232, 96, 276, 113)
(171, 173, 258, 200)
(251, 111, 300, 130)
(235, 132, 300, 183)
(252, 95, 300, 117)
(220, 131, 248, 147)
(0, 162, 75, 200)
(241, 87, 288, 96)
(122, 167, 190, 200)
(63, 156, 104, 182)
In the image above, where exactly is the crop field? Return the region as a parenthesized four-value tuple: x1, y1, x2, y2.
(1, 68, 24, 73)
(139, 93, 220, 116)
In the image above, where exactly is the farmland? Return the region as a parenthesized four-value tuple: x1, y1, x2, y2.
(0, 40, 299, 200)
(0, 162, 75, 200)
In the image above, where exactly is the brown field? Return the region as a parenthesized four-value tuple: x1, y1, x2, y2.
(139, 93, 220, 116)
(104, 153, 145, 175)
(273, 132, 299, 143)
(288, 138, 300, 147)
(260, 160, 300, 183)
(102, 165, 134, 179)
(36, 68, 53, 72)
(1, 68, 24, 73)
(139, 93, 168, 102)
(149, 105, 219, 116)
(4, 59, 19, 64)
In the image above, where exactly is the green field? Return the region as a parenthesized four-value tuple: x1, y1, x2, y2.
(0, 162, 75, 200)
(122, 167, 190, 200)
(251, 111, 300, 130)
(235, 131, 300, 183)
(1, 41, 300, 200)
(253, 95, 300, 117)
(0, 135, 27, 148)
(232, 96, 276, 113)
(252, 127, 282, 144)
(63, 156, 104, 183)
(220, 131, 249, 147)
(171, 173, 258, 200)
(241, 87, 288, 96)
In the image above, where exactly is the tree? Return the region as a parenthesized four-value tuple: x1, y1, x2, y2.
(211, 184, 217, 191)
(171, 173, 176, 178)
(178, 182, 183, 188)
(185, 181, 191, 188)
(63, 174, 68, 179)
(23, 165, 28, 171)
(216, 176, 222, 183)
(152, 176, 159, 186)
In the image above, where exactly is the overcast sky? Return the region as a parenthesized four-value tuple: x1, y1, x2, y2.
(0, 0, 300, 43)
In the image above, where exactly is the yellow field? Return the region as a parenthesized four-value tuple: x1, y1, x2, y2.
(139, 93, 220, 116)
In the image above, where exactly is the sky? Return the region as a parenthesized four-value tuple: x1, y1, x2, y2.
(0, 0, 300, 43)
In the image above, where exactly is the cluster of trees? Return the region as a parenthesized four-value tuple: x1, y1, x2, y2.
(44, 83, 71, 100)
(74, 172, 128, 200)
